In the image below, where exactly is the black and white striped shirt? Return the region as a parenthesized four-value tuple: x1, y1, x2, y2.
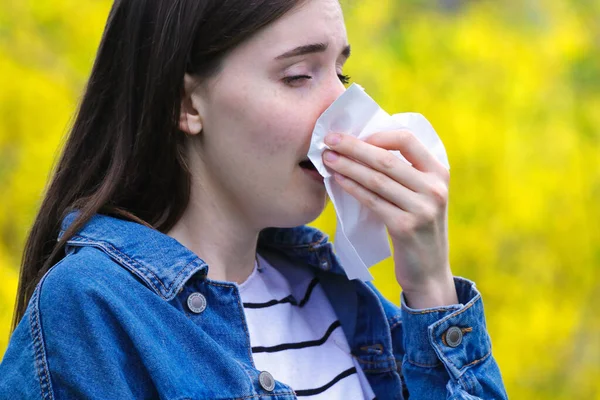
(239, 254, 375, 399)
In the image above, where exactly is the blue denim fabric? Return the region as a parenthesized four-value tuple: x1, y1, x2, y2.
(0, 212, 507, 399)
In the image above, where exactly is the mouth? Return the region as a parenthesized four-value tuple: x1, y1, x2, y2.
(299, 159, 323, 182)
(299, 159, 318, 172)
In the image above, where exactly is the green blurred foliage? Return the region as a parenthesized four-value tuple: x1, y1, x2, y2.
(1, 0, 599, 397)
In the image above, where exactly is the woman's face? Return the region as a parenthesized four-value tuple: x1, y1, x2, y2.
(185, 0, 350, 229)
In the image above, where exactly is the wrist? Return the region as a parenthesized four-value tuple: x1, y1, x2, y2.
(401, 275, 458, 309)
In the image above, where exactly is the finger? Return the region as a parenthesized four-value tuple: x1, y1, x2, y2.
(332, 171, 411, 231)
(365, 130, 448, 175)
(323, 150, 424, 213)
(324, 133, 429, 193)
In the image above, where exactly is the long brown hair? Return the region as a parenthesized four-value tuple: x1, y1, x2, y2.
(12, 0, 305, 332)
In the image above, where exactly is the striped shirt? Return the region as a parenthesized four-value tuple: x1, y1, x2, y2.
(239, 254, 375, 399)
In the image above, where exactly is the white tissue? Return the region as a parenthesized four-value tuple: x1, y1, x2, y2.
(308, 83, 450, 281)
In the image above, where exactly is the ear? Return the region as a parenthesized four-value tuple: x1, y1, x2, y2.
(179, 73, 204, 135)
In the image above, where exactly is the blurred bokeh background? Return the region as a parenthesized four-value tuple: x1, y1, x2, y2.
(1, 0, 599, 398)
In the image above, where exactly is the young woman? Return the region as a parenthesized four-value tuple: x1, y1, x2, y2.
(0, 0, 507, 398)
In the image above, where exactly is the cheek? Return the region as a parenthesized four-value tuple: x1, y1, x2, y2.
(233, 100, 312, 157)
(259, 112, 305, 155)
(210, 80, 321, 166)
(251, 91, 324, 154)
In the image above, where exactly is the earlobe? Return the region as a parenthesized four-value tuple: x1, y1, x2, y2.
(179, 74, 204, 135)
(179, 105, 203, 135)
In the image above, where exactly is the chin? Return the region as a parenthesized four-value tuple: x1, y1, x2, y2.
(298, 188, 328, 225)
(298, 203, 327, 226)
(268, 193, 327, 228)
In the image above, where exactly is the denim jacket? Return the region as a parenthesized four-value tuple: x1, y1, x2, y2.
(0, 213, 507, 399)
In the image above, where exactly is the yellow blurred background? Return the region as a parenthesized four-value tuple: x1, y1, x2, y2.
(1, 0, 599, 398)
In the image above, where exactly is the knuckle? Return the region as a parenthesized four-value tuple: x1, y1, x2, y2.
(398, 130, 413, 141)
(389, 215, 415, 237)
(378, 153, 397, 171)
(428, 182, 449, 205)
(439, 168, 451, 183)
(364, 191, 381, 209)
(399, 130, 416, 146)
(368, 173, 388, 192)
(417, 203, 439, 224)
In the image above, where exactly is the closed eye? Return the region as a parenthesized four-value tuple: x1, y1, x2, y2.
(284, 75, 312, 85)
(283, 74, 351, 86)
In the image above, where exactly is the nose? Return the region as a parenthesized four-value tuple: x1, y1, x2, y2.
(320, 75, 347, 112)
(303, 76, 347, 155)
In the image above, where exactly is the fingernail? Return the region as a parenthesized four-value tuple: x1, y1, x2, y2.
(324, 150, 338, 162)
(325, 134, 341, 146)
(334, 172, 345, 181)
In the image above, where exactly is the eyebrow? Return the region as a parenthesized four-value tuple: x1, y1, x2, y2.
(275, 42, 351, 60)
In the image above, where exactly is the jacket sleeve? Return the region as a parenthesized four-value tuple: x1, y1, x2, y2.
(388, 277, 508, 399)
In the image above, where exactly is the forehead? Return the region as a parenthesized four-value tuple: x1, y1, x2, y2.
(235, 0, 347, 58)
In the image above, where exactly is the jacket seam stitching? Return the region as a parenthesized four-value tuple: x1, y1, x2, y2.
(68, 236, 203, 298)
(68, 237, 166, 294)
(462, 350, 491, 370)
(428, 301, 490, 375)
(354, 355, 398, 374)
(403, 303, 466, 315)
(359, 282, 398, 370)
(29, 291, 46, 399)
(230, 394, 295, 399)
(405, 300, 483, 367)
(112, 247, 168, 292)
(389, 315, 403, 330)
(457, 369, 478, 393)
(205, 281, 236, 289)
(30, 285, 54, 400)
(390, 320, 402, 330)
(355, 356, 397, 365)
(406, 358, 443, 368)
(204, 281, 256, 367)
(403, 285, 481, 316)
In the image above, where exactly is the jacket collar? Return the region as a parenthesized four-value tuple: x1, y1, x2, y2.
(59, 211, 346, 300)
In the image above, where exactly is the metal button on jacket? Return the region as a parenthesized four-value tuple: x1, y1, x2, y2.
(444, 326, 463, 348)
(187, 292, 207, 314)
(258, 371, 275, 392)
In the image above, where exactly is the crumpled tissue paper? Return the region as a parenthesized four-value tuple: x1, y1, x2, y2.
(307, 83, 450, 281)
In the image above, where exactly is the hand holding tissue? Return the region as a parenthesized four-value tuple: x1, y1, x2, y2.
(308, 84, 451, 284)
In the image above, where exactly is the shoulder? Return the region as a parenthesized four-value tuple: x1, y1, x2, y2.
(36, 246, 162, 359)
(41, 246, 145, 301)
(37, 246, 156, 332)
(0, 247, 147, 399)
